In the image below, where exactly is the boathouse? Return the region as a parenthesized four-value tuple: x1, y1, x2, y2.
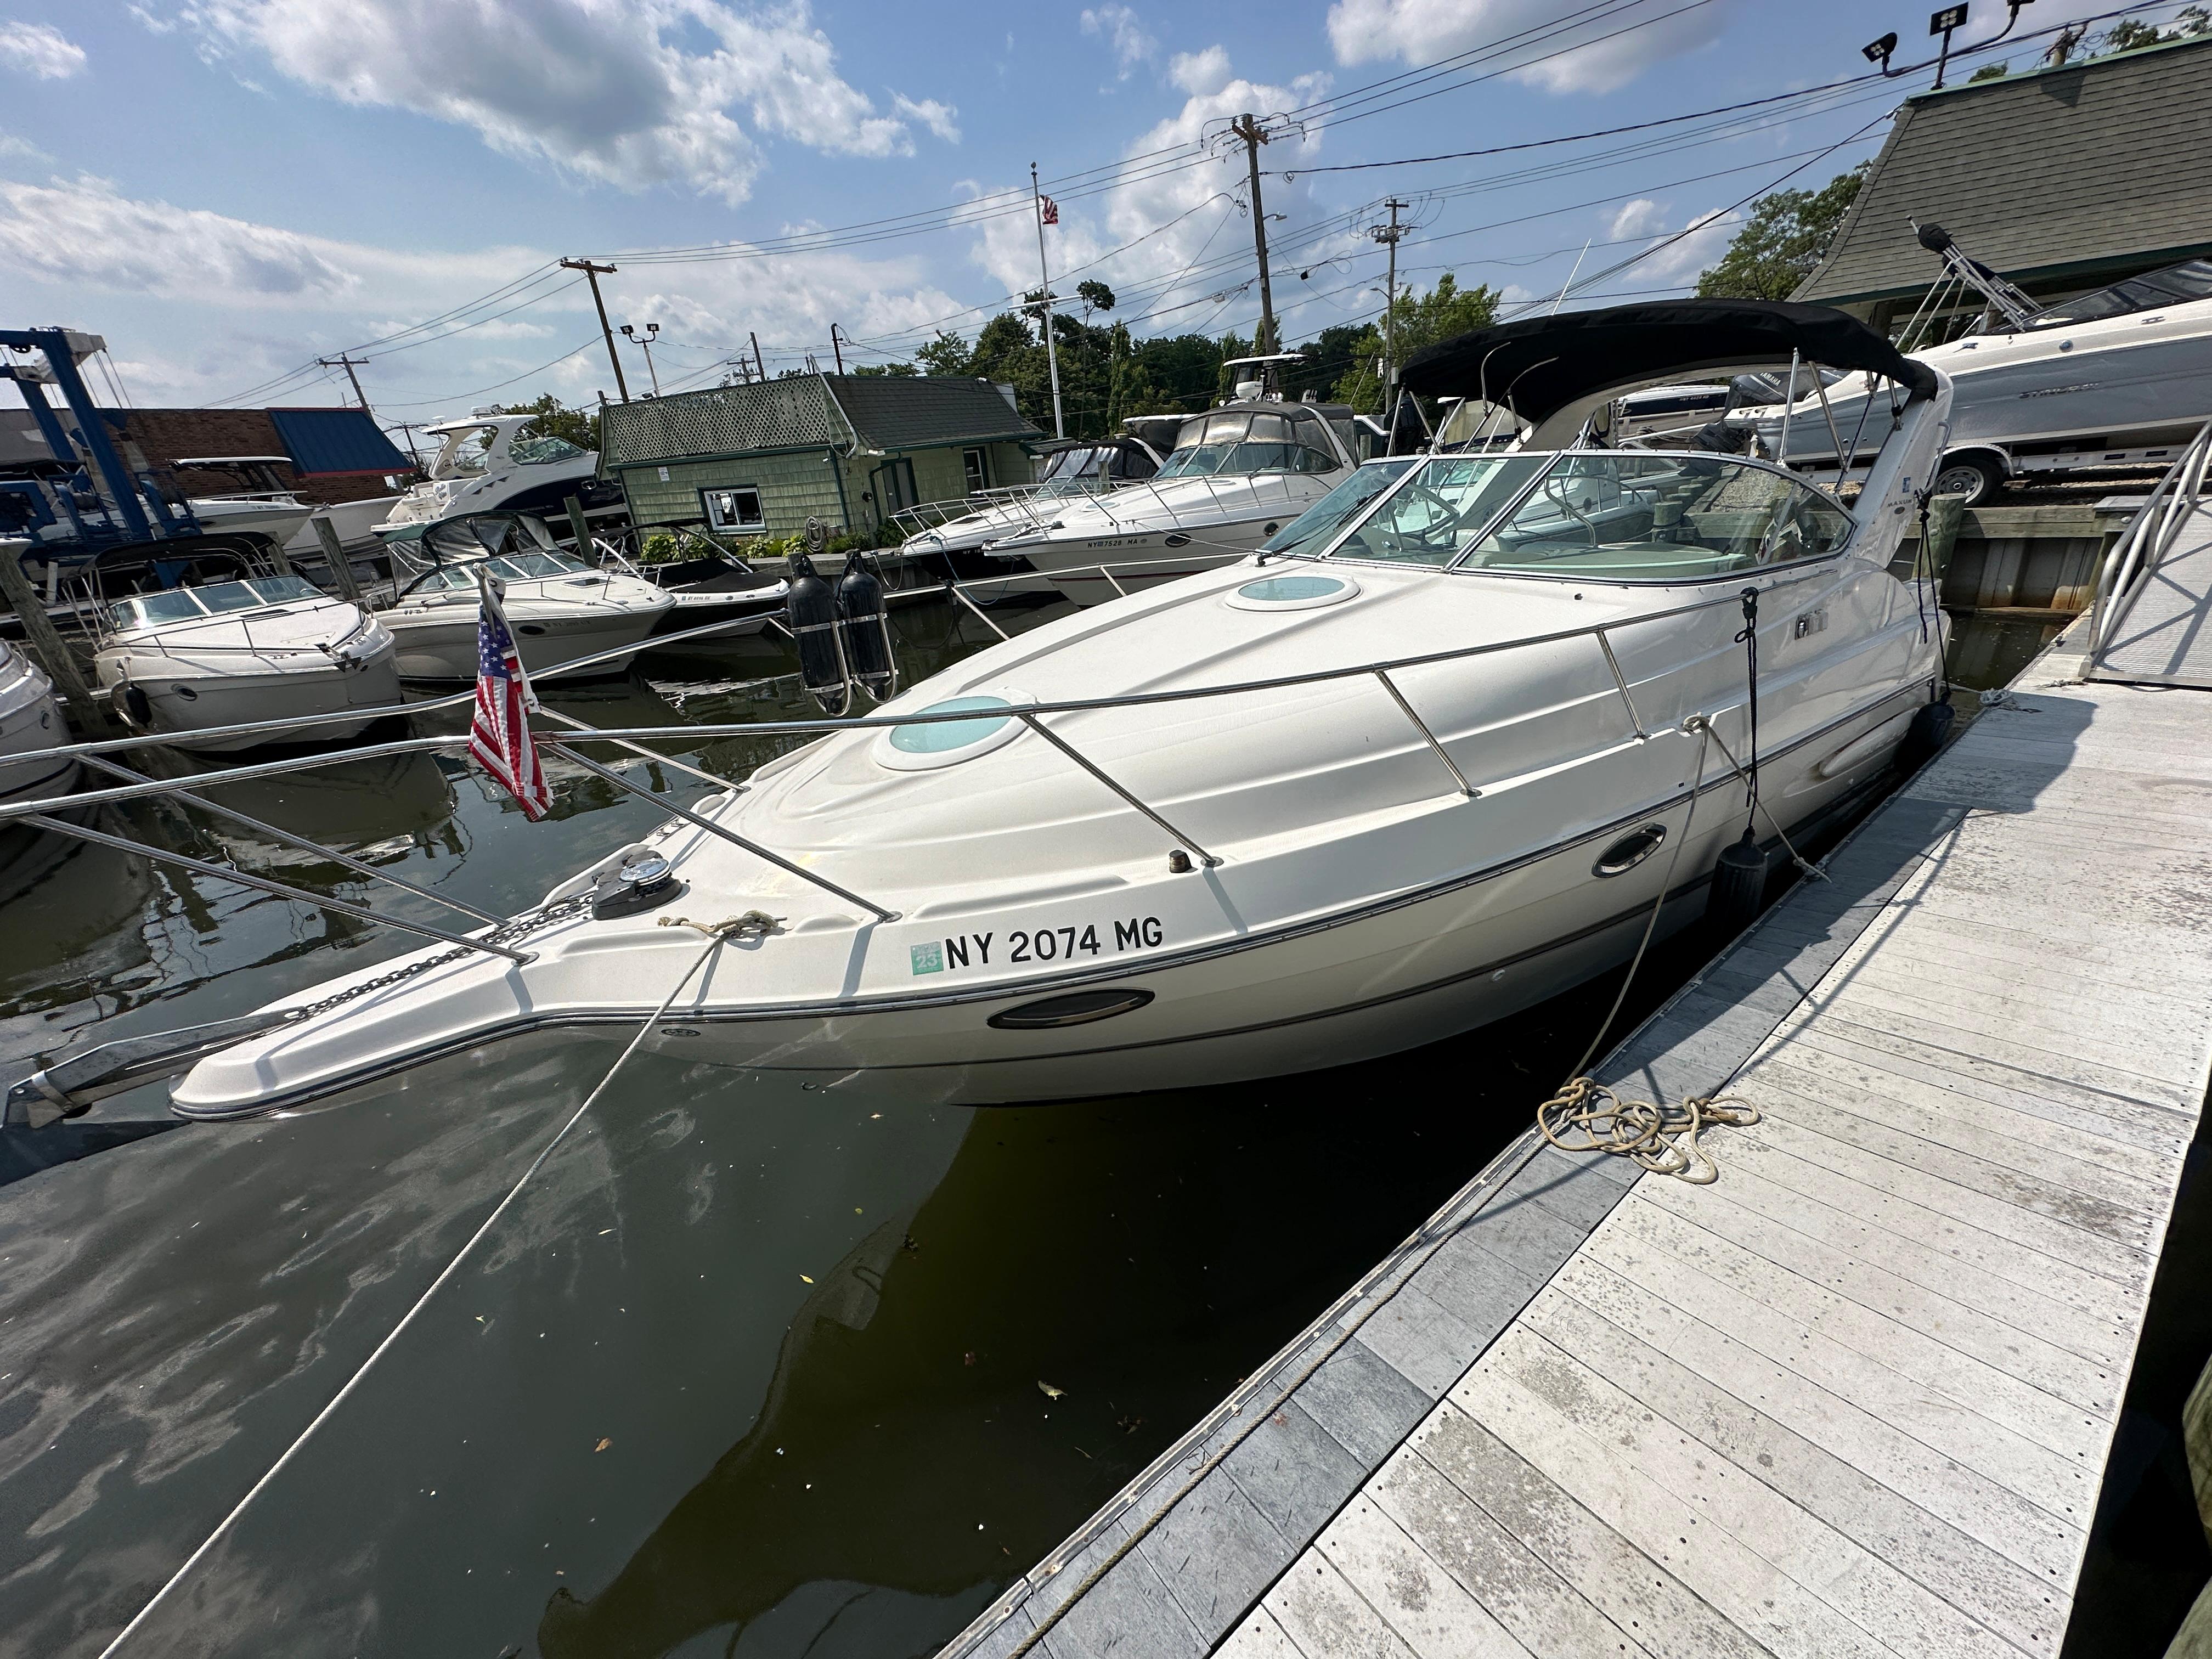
(597, 375, 1043, 540)
(1796, 31, 2212, 328)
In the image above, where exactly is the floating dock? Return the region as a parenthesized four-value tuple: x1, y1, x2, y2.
(939, 499, 2212, 1658)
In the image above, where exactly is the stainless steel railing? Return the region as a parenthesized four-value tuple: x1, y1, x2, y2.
(2081, 416, 2212, 673)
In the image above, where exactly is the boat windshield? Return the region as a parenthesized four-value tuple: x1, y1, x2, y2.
(1455, 454, 1851, 580)
(108, 575, 323, 630)
(1315, 455, 1545, 567)
(486, 551, 589, 580)
(510, 435, 586, 465)
(1154, 410, 1339, 479)
(439, 426, 499, 477)
(1037, 447, 1109, 485)
(2016, 259, 2212, 330)
(1263, 460, 1419, 557)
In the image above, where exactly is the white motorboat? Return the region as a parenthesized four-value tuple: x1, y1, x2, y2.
(1739, 229, 2212, 503)
(91, 572, 400, 752)
(283, 494, 405, 562)
(985, 400, 1361, 605)
(377, 514, 673, 680)
(0, 634, 75, 812)
(171, 456, 320, 551)
(896, 436, 1164, 586)
(591, 528, 789, 642)
(377, 415, 625, 534)
(157, 301, 1953, 1120)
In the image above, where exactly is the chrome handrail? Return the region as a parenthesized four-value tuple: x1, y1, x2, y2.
(2083, 416, 2212, 672)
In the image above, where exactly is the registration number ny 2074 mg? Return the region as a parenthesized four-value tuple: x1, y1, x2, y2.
(911, 916, 1164, 977)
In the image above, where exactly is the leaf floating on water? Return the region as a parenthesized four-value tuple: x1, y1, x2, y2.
(1037, 1381, 1066, 1401)
(594, 1438, 611, 1453)
(799, 1274, 815, 1284)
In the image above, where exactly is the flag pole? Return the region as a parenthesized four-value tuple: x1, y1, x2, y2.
(1031, 161, 1065, 439)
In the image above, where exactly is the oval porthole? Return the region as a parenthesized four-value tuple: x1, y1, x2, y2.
(173, 684, 199, 701)
(989, 987, 1155, 1030)
(518, 623, 549, 636)
(1225, 572, 1360, 613)
(875, 689, 1031, 771)
(1263, 521, 1280, 535)
(1163, 532, 1193, 548)
(1593, 822, 1666, 877)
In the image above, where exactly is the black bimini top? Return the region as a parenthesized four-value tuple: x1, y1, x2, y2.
(1400, 299, 1937, 424)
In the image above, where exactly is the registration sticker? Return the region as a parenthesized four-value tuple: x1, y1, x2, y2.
(910, 941, 944, 975)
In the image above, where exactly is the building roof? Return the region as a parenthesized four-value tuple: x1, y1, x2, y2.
(266, 407, 411, 476)
(1796, 34, 2212, 308)
(599, 374, 1040, 470)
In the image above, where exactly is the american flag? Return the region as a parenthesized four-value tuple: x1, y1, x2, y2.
(468, 575, 550, 821)
(1039, 194, 1059, 226)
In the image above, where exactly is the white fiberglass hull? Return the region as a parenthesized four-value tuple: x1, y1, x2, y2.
(381, 607, 665, 681)
(0, 652, 75, 811)
(99, 650, 403, 752)
(171, 665, 1931, 1120)
(186, 498, 318, 548)
(1004, 515, 1285, 605)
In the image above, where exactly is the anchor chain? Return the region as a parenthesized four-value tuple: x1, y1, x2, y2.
(286, 893, 596, 1022)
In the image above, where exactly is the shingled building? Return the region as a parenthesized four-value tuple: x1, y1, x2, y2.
(1796, 32, 2212, 330)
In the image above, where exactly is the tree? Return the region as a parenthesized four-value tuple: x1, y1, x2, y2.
(852, 362, 917, 377)
(1075, 280, 1116, 319)
(2102, 18, 2163, 51)
(1695, 166, 1867, 301)
(915, 331, 975, 376)
(496, 393, 596, 451)
(1298, 273, 1501, 412)
(1967, 60, 2010, 81)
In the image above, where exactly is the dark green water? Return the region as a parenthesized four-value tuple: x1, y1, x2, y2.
(0, 601, 2032, 1657)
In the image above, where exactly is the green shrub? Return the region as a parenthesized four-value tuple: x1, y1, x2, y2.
(640, 531, 679, 564)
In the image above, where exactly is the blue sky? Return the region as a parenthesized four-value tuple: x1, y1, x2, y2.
(0, 0, 2171, 425)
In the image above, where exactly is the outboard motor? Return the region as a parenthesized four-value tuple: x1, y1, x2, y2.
(836, 550, 898, 703)
(786, 526, 850, 717)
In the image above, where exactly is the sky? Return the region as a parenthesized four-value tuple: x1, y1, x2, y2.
(1, 0, 2189, 430)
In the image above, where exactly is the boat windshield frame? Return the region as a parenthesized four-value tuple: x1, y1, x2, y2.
(1284, 448, 1861, 584)
(106, 575, 332, 634)
(396, 549, 595, 597)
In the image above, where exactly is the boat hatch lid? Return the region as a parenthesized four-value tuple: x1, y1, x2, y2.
(1225, 572, 1361, 612)
(877, 692, 1029, 771)
(1400, 299, 1939, 421)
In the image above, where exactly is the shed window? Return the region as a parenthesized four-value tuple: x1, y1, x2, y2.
(702, 487, 765, 532)
(963, 448, 991, 494)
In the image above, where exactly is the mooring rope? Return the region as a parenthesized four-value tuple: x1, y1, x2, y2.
(93, 921, 747, 1657)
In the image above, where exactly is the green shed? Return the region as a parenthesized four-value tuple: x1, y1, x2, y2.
(597, 374, 1043, 540)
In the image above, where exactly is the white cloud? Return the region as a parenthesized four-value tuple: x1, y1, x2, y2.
(1079, 4, 1155, 77)
(1167, 44, 1231, 95)
(2, 20, 88, 78)
(1597, 201, 1738, 291)
(140, 0, 941, 204)
(1607, 198, 1666, 241)
(891, 92, 960, 144)
(1325, 0, 1735, 94)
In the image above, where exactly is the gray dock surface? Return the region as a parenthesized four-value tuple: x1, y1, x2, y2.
(2089, 494, 2212, 685)
(939, 620, 2212, 1657)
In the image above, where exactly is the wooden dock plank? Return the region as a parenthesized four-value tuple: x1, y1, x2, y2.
(1317, 1489, 1542, 1658)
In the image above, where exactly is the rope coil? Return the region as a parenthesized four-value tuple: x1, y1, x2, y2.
(1536, 1076, 1759, 1186)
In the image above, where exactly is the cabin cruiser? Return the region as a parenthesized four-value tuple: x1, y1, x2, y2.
(1738, 227, 2212, 504)
(168, 457, 319, 551)
(985, 399, 1360, 604)
(377, 415, 625, 534)
(896, 436, 1164, 585)
(145, 301, 1951, 1119)
(377, 513, 673, 680)
(91, 571, 398, 752)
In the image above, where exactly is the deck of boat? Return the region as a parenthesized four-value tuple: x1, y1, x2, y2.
(936, 608, 2212, 1657)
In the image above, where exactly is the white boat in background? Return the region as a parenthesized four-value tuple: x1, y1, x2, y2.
(171, 456, 319, 552)
(0, 635, 74, 812)
(896, 436, 1164, 585)
(161, 300, 1955, 1120)
(1738, 228, 2212, 503)
(377, 415, 624, 534)
(91, 573, 399, 752)
(377, 513, 672, 680)
(986, 399, 1362, 605)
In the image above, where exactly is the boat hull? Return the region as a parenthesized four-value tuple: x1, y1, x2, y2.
(170, 681, 1928, 1118)
(382, 607, 665, 680)
(100, 651, 404, 752)
(1007, 515, 1287, 606)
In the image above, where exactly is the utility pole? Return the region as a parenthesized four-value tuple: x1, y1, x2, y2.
(561, 257, 630, 402)
(1229, 114, 1280, 360)
(619, 322, 662, 394)
(1030, 161, 1065, 438)
(830, 324, 846, 375)
(386, 421, 427, 469)
(318, 354, 371, 410)
(1368, 199, 1408, 417)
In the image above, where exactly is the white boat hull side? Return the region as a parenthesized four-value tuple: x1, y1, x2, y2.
(1012, 516, 1284, 605)
(283, 497, 404, 557)
(171, 679, 1926, 1118)
(0, 653, 75, 808)
(382, 609, 665, 680)
(109, 652, 404, 752)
